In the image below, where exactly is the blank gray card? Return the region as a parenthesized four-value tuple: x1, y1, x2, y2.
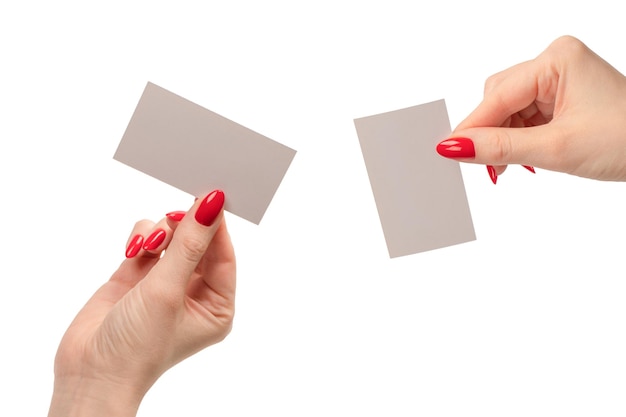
(354, 99, 475, 257)
(114, 82, 296, 225)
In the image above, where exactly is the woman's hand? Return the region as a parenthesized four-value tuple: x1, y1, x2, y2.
(436, 35, 626, 183)
(48, 190, 236, 417)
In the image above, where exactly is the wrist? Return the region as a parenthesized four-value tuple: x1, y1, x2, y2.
(48, 375, 145, 417)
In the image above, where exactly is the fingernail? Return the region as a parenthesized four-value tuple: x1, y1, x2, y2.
(487, 165, 498, 184)
(195, 190, 225, 227)
(436, 137, 476, 158)
(143, 229, 167, 251)
(125, 234, 144, 258)
(522, 165, 536, 174)
(166, 211, 186, 221)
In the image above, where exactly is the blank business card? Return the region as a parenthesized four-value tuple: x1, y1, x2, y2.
(354, 99, 475, 257)
(114, 82, 296, 225)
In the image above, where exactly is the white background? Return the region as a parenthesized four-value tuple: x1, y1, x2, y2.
(2, 1, 626, 416)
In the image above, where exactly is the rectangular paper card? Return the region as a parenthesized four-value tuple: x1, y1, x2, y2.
(114, 82, 297, 225)
(354, 99, 475, 257)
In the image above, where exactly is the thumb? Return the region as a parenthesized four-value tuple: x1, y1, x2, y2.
(147, 190, 226, 294)
(437, 124, 558, 168)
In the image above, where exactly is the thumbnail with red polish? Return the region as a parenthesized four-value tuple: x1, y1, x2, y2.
(436, 137, 476, 158)
(125, 234, 144, 258)
(195, 190, 225, 226)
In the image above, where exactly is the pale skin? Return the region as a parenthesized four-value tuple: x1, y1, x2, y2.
(49, 35, 626, 416)
(48, 194, 236, 417)
(443, 35, 626, 182)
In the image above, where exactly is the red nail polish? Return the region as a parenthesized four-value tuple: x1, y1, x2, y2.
(522, 165, 536, 174)
(487, 165, 498, 184)
(166, 211, 186, 221)
(143, 229, 166, 251)
(125, 234, 144, 258)
(436, 137, 476, 158)
(195, 190, 225, 227)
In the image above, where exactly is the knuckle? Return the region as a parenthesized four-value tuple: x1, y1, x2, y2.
(548, 35, 588, 60)
(176, 234, 208, 264)
(199, 306, 235, 344)
(133, 219, 153, 228)
(215, 321, 234, 343)
(217, 317, 233, 342)
(483, 73, 500, 95)
(214, 301, 236, 340)
(487, 130, 515, 163)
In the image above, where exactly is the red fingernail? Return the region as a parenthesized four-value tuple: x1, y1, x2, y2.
(166, 211, 186, 221)
(436, 137, 476, 158)
(143, 229, 167, 251)
(195, 190, 225, 227)
(522, 165, 536, 174)
(125, 234, 144, 258)
(487, 165, 498, 184)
